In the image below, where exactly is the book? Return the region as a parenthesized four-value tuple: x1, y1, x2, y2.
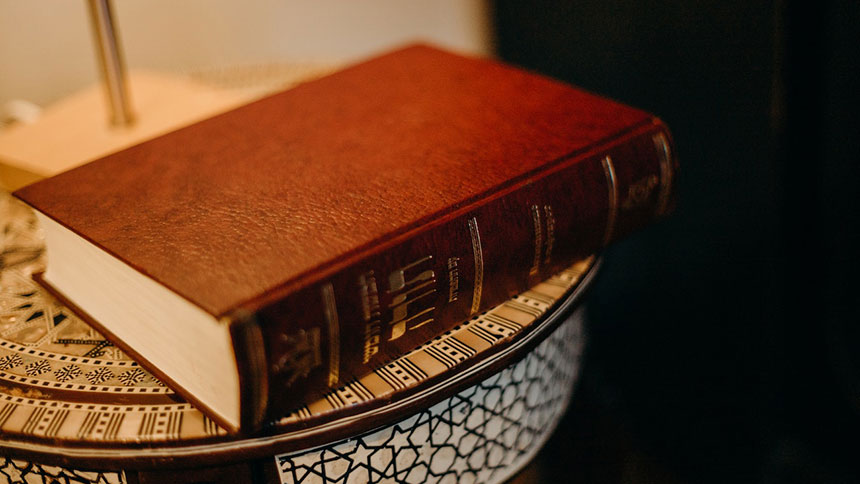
(13, 44, 677, 432)
(0, 181, 597, 477)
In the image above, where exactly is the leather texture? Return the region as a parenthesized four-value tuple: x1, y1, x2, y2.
(14, 44, 676, 427)
(15, 44, 653, 317)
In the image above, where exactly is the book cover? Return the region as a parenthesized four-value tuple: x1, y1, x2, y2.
(13, 44, 676, 432)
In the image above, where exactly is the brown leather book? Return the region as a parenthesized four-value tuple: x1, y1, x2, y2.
(13, 44, 677, 433)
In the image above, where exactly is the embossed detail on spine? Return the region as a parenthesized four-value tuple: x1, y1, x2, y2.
(543, 205, 555, 265)
(654, 132, 673, 215)
(242, 318, 269, 425)
(0, 189, 596, 444)
(321, 283, 340, 387)
(360, 255, 438, 363)
(386, 256, 436, 342)
(447, 257, 460, 303)
(272, 328, 322, 386)
(601, 156, 618, 245)
(359, 271, 381, 364)
(468, 217, 484, 314)
(529, 205, 542, 276)
(622, 175, 659, 210)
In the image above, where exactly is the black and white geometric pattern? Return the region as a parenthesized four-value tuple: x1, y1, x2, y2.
(0, 458, 125, 484)
(0, 354, 22, 371)
(54, 364, 83, 383)
(85, 367, 114, 385)
(0, 191, 587, 482)
(117, 368, 146, 386)
(0, 302, 583, 484)
(0, 312, 583, 484)
(24, 359, 51, 377)
(275, 309, 584, 484)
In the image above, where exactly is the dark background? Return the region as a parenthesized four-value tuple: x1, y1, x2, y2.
(492, 1, 860, 483)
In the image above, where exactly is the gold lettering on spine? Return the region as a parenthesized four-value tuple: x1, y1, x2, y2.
(387, 256, 434, 292)
(447, 257, 460, 302)
(529, 205, 542, 276)
(320, 283, 340, 387)
(359, 271, 381, 364)
(359, 271, 379, 323)
(601, 156, 619, 245)
(653, 133, 673, 215)
(386, 256, 436, 341)
(468, 217, 484, 314)
(543, 205, 555, 265)
(362, 322, 381, 363)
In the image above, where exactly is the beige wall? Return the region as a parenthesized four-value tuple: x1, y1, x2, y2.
(0, 0, 492, 108)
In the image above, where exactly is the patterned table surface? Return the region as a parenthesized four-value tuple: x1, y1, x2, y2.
(0, 191, 595, 471)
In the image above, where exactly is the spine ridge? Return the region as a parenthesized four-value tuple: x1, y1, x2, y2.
(255, 123, 676, 425)
(230, 118, 658, 318)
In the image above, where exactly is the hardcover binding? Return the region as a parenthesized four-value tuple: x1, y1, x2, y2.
(13, 44, 677, 430)
(255, 119, 675, 425)
(228, 311, 269, 431)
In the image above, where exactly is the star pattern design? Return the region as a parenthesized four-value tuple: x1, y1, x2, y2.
(85, 367, 115, 385)
(276, 317, 583, 484)
(24, 359, 51, 376)
(0, 192, 587, 484)
(0, 305, 583, 484)
(54, 363, 83, 383)
(0, 457, 124, 484)
(0, 353, 22, 371)
(117, 368, 146, 386)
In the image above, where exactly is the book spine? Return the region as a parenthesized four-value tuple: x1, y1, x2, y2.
(251, 119, 676, 423)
